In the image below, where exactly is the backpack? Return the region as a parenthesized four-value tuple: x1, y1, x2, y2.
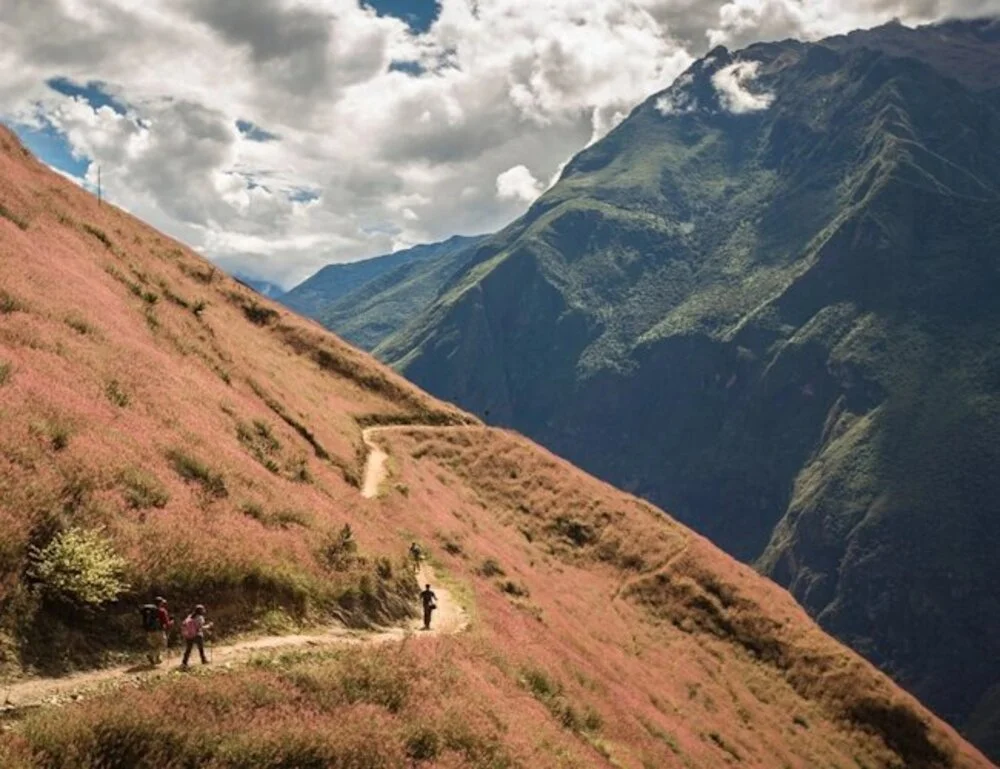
(140, 604, 159, 631)
(181, 615, 199, 641)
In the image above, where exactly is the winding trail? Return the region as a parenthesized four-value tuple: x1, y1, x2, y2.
(1, 429, 466, 714)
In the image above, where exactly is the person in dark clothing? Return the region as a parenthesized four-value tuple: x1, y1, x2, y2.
(180, 604, 213, 668)
(420, 584, 437, 630)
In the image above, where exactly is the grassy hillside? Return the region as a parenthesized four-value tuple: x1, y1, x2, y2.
(0, 125, 991, 768)
(370, 20, 1000, 756)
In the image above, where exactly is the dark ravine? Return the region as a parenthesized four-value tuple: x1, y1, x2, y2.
(299, 18, 1000, 757)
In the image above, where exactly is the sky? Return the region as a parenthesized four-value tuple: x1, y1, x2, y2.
(1, 0, 998, 288)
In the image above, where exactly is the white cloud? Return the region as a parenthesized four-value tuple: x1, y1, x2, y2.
(655, 72, 698, 115)
(496, 165, 544, 203)
(712, 60, 775, 113)
(0, 0, 998, 287)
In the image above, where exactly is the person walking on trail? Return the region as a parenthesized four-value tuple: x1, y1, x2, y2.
(420, 584, 437, 630)
(409, 542, 423, 573)
(180, 605, 213, 668)
(140, 596, 173, 666)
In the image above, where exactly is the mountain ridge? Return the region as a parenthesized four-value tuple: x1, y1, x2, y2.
(306, 19, 1000, 757)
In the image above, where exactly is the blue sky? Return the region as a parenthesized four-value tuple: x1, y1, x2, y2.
(364, 0, 441, 34)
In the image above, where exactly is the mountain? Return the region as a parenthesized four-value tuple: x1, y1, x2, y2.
(281, 234, 487, 348)
(233, 274, 286, 299)
(0, 126, 991, 769)
(348, 19, 1000, 757)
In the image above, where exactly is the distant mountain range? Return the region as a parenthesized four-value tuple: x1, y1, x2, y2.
(281, 235, 487, 350)
(286, 18, 1000, 758)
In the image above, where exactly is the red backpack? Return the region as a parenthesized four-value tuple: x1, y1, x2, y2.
(181, 615, 199, 641)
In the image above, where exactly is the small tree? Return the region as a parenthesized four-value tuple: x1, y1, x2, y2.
(321, 523, 358, 572)
(29, 527, 130, 606)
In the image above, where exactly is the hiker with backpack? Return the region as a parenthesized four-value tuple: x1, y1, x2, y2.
(180, 604, 213, 669)
(140, 596, 173, 666)
(420, 584, 437, 630)
(409, 542, 423, 574)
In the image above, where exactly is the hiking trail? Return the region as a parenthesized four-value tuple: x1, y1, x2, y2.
(1, 429, 466, 715)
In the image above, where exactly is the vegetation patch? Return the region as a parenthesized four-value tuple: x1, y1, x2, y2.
(165, 448, 228, 499)
(81, 223, 112, 248)
(242, 300, 280, 326)
(236, 419, 282, 473)
(0, 201, 29, 230)
(0, 360, 11, 386)
(30, 417, 73, 451)
(64, 312, 97, 336)
(521, 667, 603, 736)
(477, 558, 506, 578)
(0, 288, 25, 314)
(27, 527, 130, 607)
(118, 467, 169, 510)
(241, 501, 311, 530)
(104, 379, 130, 408)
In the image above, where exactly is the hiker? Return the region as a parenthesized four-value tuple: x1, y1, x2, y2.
(420, 584, 437, 630)
(409, 542, 423, 572)
(140, 596, 173, 666)
(180, 604, 213, 668)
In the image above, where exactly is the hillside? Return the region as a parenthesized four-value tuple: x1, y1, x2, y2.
(0, 126, 992, 768)
(360, 19, 1000, 757)
(281, 234, 486, 349)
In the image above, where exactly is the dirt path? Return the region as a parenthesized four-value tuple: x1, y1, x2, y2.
(361, 427, 390, 499)
(0, 430, 466, 714)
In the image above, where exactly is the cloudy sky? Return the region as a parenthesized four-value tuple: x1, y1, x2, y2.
(1, 0, 998, 288)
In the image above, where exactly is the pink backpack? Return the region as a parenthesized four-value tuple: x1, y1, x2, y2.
(181, 615, 199, 641)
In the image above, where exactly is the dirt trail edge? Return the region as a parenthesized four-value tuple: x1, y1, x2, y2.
(1, 430, 467, 713)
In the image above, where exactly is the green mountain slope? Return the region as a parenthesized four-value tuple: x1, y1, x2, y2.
(372, 21, 1000, 757)
(281, 235, 486, 349)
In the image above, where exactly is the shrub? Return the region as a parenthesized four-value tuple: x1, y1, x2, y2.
(477, 558, 505, 578)
(0, 360, 11, 386)
(321, 524, 359, 571)
(64, 312, 96, 335)
(237, 419, 281, 472)
(31, 418, 72, 451)
(0, 202, 28, 230)
(243, 301, 280, 326)
(81, 223, 112, 248)
(119, 467, 169, 510)
(28, 527, 130, 606)
(166, 448, 227, 499)
(192, 299, 207, 317)
(241, 502, 310, 530)
(0, 289, 24, 314)
(499, 579, 529, 598)
(105, 379, 130, 407)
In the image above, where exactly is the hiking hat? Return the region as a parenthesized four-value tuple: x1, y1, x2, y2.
(195, 604, 205, 613)
(155, 596, 167, 604)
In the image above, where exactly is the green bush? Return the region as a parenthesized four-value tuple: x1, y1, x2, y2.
(28, 527, 130, 606)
